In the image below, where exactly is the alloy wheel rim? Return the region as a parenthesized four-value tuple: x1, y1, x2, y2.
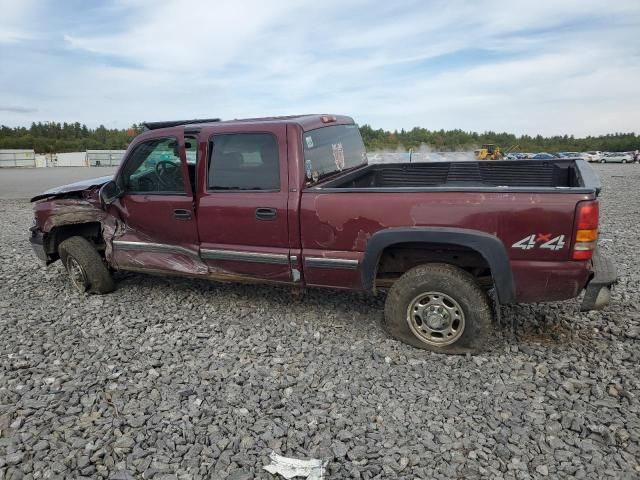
(406, 291, 465, 346)
(67, 257, 88, 293)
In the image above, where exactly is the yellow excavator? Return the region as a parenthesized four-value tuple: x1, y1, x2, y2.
(474, 144, 520, 161)
(474, 144, 503, 160)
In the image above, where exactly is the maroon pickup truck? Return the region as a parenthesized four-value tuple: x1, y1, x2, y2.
(30, 115, 616, 353)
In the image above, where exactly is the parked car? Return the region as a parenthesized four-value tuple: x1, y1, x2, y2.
(561, 152, 589, 161)
(29, 114, 616, 354)
(584, 151, 603, 162)
(600, 152, 634, 163)
(530, 152, 556, 160)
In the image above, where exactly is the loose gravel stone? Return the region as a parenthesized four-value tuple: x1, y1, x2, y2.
(0, 164, 639, 479)
(4, 453, 24, 466)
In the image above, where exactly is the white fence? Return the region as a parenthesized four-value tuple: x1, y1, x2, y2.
(57, 152, 88, 167)
(32, 152, 87, 167)
(0, 149, 127, 168)
(368, 151, 476, 164)
(0, 149, 36, 167)
(87, 150, 126, 167)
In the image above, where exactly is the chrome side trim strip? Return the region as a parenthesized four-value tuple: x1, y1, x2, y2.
(304, 257, 359, 270)
(113, 241, 291, 266)
(201, 248, 289, 265)
(112, 240, 200, 260)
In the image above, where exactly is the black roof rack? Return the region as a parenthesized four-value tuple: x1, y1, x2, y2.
(142, 118, 221, 131)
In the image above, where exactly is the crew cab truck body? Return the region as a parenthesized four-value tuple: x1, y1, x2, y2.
(30, 115, 616, 353)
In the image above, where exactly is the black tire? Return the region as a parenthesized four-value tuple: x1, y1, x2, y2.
(383, 263, 493, 354)
(58, 236, 115, 294)
(600, 159, 606, 163)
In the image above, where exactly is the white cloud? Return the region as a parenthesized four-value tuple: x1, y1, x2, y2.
(1, 0, 639, 136)
(0, 0, 37, 43)
(63, 1, 301, 72)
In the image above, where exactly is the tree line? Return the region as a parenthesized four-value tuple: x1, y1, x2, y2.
(0, 121, 637, 154)
(359, 125, 639, 153)
(0, 122, 143, 153)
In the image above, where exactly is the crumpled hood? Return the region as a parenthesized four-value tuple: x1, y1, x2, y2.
(30, 175, 113, 202)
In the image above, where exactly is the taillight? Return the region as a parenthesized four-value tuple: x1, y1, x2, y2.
(572, 200, 599, 260)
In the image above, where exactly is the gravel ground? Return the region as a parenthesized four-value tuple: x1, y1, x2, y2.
(0, 164, 638, 479)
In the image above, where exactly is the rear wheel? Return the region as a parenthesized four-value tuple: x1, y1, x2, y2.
(600, 159, 606, 163)
(382, 263, 493, 354)
(58, 236, 115, 294)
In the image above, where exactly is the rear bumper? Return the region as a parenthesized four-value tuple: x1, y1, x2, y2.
(580, 252, 617, 311)
(29, 227, 49, 263)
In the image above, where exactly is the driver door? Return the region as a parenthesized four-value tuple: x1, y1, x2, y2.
(108, 128, 204, 275)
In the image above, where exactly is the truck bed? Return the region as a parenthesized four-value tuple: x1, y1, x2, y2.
(317, 159, 599, 193)
(300, 158, 600, 303)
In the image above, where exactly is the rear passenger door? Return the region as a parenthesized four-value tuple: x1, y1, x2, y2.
(195, 125, 291, 282)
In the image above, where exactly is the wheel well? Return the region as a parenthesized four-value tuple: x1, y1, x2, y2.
(375, 242, 492, 289)
(45, 222, 104, 260)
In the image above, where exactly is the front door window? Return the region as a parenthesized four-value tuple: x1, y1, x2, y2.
(121, 137, 186, 193)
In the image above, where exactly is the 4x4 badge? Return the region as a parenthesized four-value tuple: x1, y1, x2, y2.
(512, 234, 566, 251)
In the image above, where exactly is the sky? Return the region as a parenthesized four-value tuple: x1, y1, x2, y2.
(0, 0, 639, 136)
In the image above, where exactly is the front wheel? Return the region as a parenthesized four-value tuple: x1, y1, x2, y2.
(58, 236, 115, 294)
(600, 159, 606, 163)
(382, 264, 493, 354)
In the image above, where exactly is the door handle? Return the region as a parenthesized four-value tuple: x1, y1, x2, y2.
(255, 207, 277, 220)
(173, 209, 192, 220)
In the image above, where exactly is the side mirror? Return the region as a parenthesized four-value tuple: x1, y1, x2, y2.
(99, 180, 122, 207)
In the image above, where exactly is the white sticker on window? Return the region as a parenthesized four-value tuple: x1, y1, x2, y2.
(332, 142, 345, 171)
(305, 136, 314, 148)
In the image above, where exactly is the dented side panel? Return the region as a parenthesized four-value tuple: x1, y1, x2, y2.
(299, 191, 590, 255)
(298, 190, 594, 299)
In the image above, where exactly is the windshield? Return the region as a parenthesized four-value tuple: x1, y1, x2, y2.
(303, 124, 367, 183)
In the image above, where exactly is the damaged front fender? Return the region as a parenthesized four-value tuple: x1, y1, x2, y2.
(31, 186, 115, 263)
(40, 199, 108, 233)
(30, 175, 113, 202)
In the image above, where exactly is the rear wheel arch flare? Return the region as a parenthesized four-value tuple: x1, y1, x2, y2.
(361, 227, 516, 303)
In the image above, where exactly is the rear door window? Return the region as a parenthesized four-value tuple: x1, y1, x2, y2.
(208, 133, 279, 191)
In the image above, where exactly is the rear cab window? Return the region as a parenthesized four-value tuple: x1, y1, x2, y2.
(303, 124, 367, 184)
